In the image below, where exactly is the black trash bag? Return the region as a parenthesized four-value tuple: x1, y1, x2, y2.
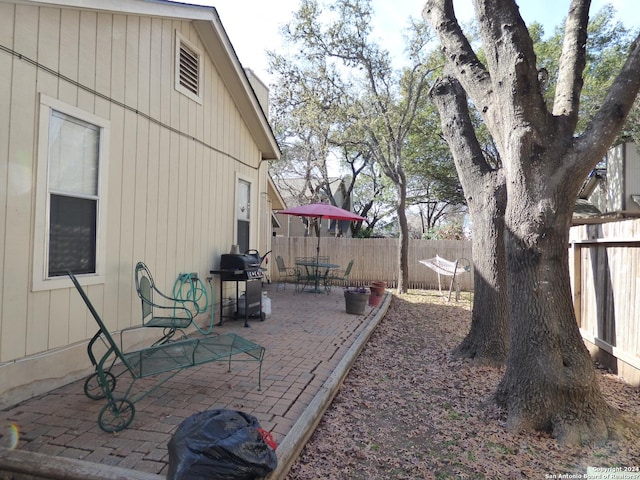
(167, 409, 278, 480)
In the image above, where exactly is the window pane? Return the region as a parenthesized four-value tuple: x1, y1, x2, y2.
(237, 220, 250, 253)
(48, 194, 97, 276)
(49, 111, 99, 195)
(237, 180, 250, 220)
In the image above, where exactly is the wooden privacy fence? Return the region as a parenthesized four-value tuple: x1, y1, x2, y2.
(270, 237, 473, 291)
(569, 218, 640, 384)
(273, 221, 640, 384)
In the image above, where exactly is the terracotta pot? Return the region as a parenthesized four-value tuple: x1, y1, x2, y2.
(369, 286, 385, 295)
(368, 281, 386, 306)
(368, 291, 383, 307)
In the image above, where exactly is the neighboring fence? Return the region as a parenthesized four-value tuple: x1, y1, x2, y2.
(569, 218, 640, 384)
(270, 237, 473, 291)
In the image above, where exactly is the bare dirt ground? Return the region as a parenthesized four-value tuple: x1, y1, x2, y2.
(286, 291, 640, 480)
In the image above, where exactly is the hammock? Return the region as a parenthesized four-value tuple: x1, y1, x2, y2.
(419, 256, 471, 301)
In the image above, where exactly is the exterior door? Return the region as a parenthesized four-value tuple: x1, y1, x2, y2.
(237, 179, 251, 253)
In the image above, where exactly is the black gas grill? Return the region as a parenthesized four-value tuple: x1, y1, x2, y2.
(218, 254, 265, 281)
(211, 251, 269, 327)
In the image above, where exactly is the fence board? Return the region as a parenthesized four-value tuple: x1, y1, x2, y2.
(569, 219, 640, 383)
(271, 237, 473, 291)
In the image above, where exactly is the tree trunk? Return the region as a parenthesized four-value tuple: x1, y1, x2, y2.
(495, 191, 616, 444)
(396, 180, 409, 294)
(430, 76, 509, 364)
(452, 190, 509, 364)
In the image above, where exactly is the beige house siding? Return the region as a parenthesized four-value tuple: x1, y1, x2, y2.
(588, 143, 640, 215)
(0, 1, 279, 407)
(246, 68, 270, 119)
(624, 143, 640, 212)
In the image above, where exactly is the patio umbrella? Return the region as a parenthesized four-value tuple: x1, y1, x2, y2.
(277, 202, 366, 281)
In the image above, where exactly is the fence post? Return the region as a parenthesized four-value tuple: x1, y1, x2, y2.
(571, 242, 582, 328)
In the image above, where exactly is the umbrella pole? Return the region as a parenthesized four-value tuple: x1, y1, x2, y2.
(315, 218, 321, 292)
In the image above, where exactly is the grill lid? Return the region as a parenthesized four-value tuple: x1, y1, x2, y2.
(220, 253, 261, 270)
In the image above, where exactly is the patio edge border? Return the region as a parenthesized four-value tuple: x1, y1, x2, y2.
(0, 446, 164, 480)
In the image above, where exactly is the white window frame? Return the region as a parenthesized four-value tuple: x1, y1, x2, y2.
(174, 30, 203, 104)
(33, 95, 110, 291)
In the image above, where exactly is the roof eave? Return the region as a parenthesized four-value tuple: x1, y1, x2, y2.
(268, 175, 287, 210)
(193, 16, 280, 160)
(4, 0, 216, 19)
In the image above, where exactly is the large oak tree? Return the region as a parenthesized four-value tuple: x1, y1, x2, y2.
(424, 0, 640, 443)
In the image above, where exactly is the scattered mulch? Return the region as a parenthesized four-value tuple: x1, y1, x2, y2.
(286, 291, 640, 479)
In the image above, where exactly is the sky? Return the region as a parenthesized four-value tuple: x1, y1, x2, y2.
(181, 0, 640, 85)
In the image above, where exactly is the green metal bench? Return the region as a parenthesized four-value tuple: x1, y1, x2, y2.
(68, 271, 265, 433)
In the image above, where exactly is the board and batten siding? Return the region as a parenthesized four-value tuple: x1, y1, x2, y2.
(0, 3, 268, 406)
(623, 143, 640, 212)
(597, 142, 640, 214)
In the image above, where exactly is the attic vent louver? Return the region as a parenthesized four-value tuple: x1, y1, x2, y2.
(174, 31, 202, 103)
(179, 43, 199, 96)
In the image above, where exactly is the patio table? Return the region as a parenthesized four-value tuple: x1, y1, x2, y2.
(295, 260, 339, 294)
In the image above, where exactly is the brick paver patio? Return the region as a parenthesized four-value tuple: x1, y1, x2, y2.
(0, 282, 389, 478)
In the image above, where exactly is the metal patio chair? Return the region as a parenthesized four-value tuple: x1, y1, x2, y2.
(327, 259, 355, 289)
(134, 262, 198, 343)
(275, 256, 300, 291)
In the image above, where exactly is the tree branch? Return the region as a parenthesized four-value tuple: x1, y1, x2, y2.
(422, 0, 492, 106)
(425, 0, 549, 140)
(474, 0, 548, 125)
(552, 0, 591, 126)
(573, 34, 640, 175)
(428, 75, 496, 183)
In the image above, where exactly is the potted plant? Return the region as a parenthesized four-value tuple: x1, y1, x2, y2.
(368, 281, 387, 307)
(344, 286, 369, 315)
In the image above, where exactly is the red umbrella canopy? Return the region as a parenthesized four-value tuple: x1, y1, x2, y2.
(278, 202, 366, 221)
